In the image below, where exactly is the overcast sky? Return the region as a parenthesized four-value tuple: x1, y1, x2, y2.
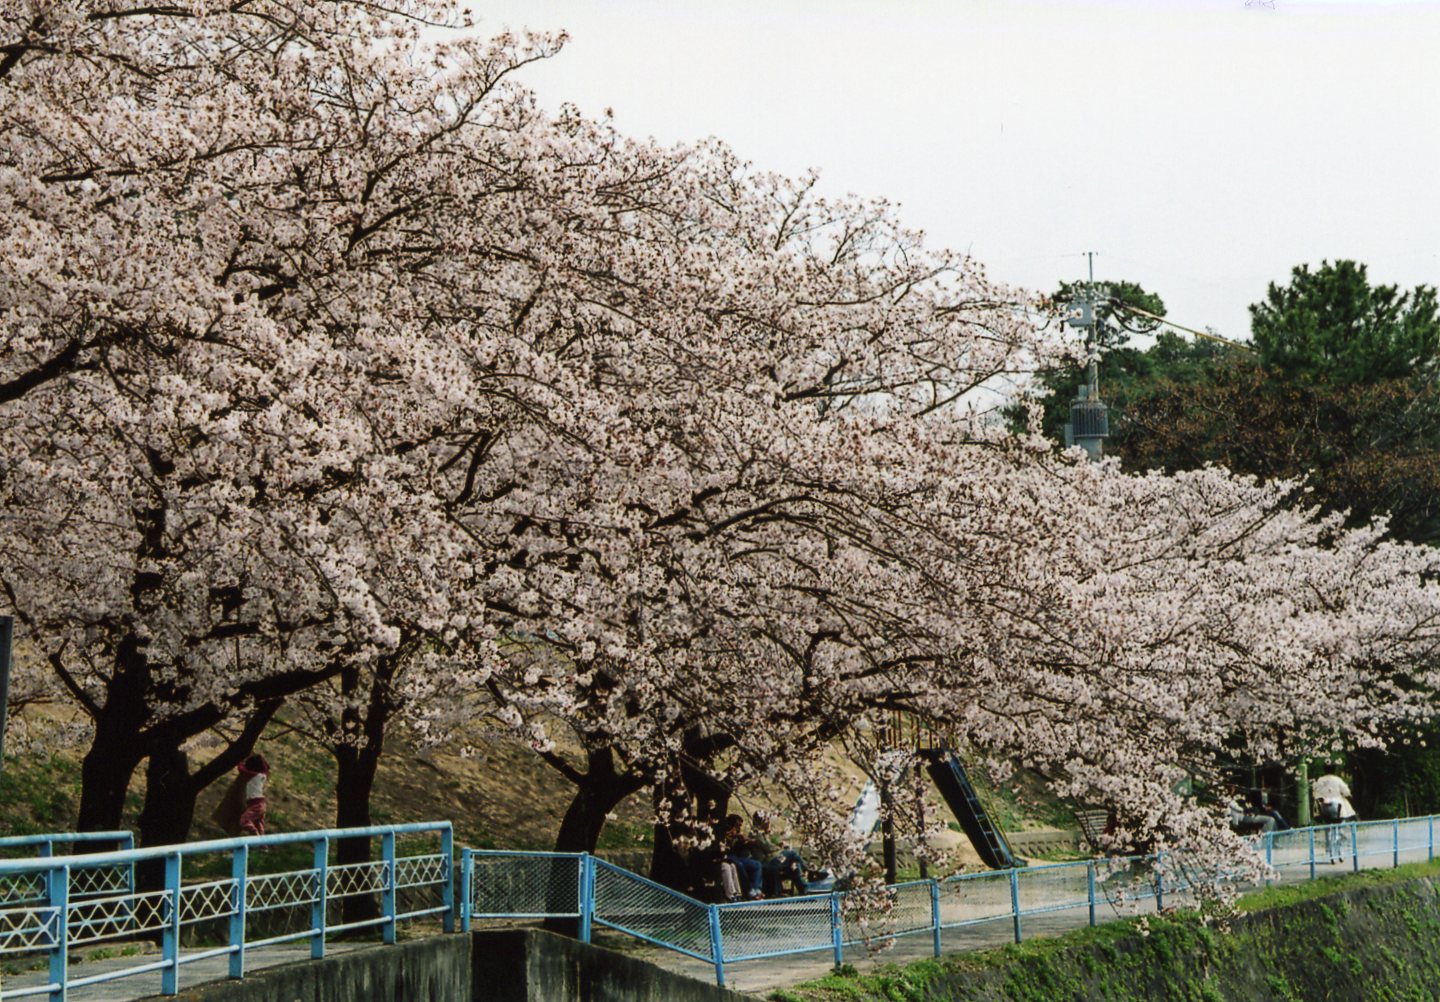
(468, 0, 1440, 344)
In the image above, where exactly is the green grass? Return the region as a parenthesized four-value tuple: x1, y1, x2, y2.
(770, 861, 1440, 1001)
(0, 753, 82, 837)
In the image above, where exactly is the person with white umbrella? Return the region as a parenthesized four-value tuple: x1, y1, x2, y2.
(1312, 771, 1357, 864)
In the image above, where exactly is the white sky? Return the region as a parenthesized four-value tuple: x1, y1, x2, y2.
(467, 0, 1440, 343)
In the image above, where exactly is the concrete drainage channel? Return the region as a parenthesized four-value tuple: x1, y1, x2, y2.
(151, 930, 756, 1002)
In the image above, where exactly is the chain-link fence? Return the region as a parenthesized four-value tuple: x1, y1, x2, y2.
(463, 814, 1440, 988)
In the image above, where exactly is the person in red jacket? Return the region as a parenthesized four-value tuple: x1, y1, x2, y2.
(237, 753, 271, 836)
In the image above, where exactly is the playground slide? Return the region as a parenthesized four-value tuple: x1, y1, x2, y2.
(848, 780, 883, 836)
(923, 750, 1020, 870)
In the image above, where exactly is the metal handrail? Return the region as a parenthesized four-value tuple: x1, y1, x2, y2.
(462, 813, 1440, 988)
(0, 821, 454, 1002)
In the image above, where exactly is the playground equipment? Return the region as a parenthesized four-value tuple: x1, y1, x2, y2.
(921, 750, 1019, 870)
(845, 741, 1019, 871)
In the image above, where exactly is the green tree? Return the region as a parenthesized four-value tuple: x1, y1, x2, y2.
(1024, 277, 1229, 446)
(1251, 259, 1440, 385)
(1112, 356, 1440, 543)
(1058, 263, 1440, 817)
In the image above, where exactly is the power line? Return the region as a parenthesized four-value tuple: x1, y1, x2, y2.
(1110, 302, 1252, 352)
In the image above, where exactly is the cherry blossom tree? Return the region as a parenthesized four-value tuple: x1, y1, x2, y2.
(5, 0, 1440, 888)
(0, 0, 552, 840)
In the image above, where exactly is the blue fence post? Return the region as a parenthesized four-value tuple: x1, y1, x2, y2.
(1264, 834, 1273, 883)
(1351, 823, 1360, 874)
(382, 831, 398, 945)
(1430, 816, 1435, 863)
(1393, 819, 1400, 869)
(1009, 869, 1022, 944)
(161, 852, 182, 995)
(930, 879, 941, 957)
(311, 837, 328, 960)
(1308, 827, 1316, 881)
(708, 903, 725, 987)
(578, 854, 595, 945)
(1087, 861, 1097, 927)
(46, 863, 68, 1002)
(830, 892, 844, 968)
(460, 849, 474, 933)
(228, 844, 248, 979)
(441, 826, 455, 933)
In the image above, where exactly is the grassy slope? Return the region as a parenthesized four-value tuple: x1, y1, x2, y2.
(0, 715, 1072, 864)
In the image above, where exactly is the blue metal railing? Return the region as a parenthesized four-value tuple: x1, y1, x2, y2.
(0, 832, 133, 857)
(1, 814, 1427, 995)
(0, 822, 452, 1001)
(0, 832, 136, 911)
(461, 815, 1440, 987)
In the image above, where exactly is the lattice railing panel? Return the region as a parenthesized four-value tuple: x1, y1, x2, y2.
(327, 860, 388, 900)
(70, 864, 131, 899)
(69, 889, 169, 946)
(396, 853, 446, 889)
(0, 873, 45, 908)
(247, 868, 319, 913)
(0, 906, 59, 953)
(181, 878, 238, 924)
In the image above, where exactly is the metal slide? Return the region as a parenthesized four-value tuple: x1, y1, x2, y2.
(922, 749, 1019, 869)
(847, 780, 883, 837)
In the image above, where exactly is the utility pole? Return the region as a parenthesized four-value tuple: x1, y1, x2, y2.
(1063, 252, 1109, 460)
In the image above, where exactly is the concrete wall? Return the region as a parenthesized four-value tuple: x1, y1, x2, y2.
(472, 929, 755, 1002)
(156, 929, 756, 1002)
(169, 936, 472, 1002)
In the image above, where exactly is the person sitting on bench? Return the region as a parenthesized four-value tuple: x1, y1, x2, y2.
(1226, 786, 1277, 834)
(720, 814, 765, 899)
(748, 812, 809, 896)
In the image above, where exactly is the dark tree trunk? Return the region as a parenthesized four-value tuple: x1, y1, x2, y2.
(334, 737, 385, 927)
(137, 742, 196, 849)
(648, 779, 693, 893)
(330, 660, 396, 929)
(76, 733, 143, 834)
(135, 742, 195, 893)
(75, 640, 150, 833)
(880, 777, 898, 885)
(647, 732, 736, 898)
(543, 746, 645, 937)
(552, 747, 646, 854)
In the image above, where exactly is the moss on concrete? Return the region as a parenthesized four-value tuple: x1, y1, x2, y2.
(770, 862, 1440, 1001)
